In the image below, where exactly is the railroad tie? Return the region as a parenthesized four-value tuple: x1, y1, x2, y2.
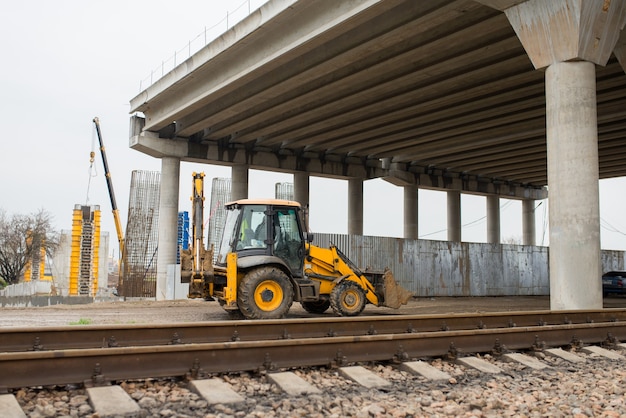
(457, 357, 503, 374)
(190, 378, 245, 404)
(581, 345, 626, 360)
(267, 372, 321, 396)
(544, 348, 585, 363)
(502, 352, 550, 370)
(86, 385, 141, 418)
(399, 360, 452, 381)
(0, 394, 26, 418)
(338, 366, 391, 389)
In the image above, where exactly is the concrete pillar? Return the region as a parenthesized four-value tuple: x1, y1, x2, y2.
(546, 61, 601, 310)
(156, 157, 180, 301)
(403, 186, 418, 239)
(294, 172, 310, 207)
(231, 165, 248, 201)
(486, 195, 500, 244)
(614, 29, 626, 71)
(447, 190, 461, 242)
(348, 178, 363, 236)
(522, 200, 536, 246)
(482, 0, 626, 310)
(294, 172, 310, 228)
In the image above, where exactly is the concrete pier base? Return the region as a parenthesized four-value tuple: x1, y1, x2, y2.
(231, 165, 249, 201)
(403, 186, 418, 239)
(348, 178, 363, 235)
(546, 61, 601, 310)
(447, 190, 461, 242)
(156, 157, 180, 301)
(486, 195, 500, 244)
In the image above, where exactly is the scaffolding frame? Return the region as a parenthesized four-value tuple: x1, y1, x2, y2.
(275, 182, 294, 200)
(207, 177, 231, 259)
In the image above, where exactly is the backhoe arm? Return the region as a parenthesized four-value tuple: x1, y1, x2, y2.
(305, 244, 380, 305)
(305, 243, 412, 308)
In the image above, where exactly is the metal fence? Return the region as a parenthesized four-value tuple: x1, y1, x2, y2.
(313, 233, 626, 297)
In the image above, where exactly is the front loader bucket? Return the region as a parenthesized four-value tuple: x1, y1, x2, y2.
(381, 268, 412, 309)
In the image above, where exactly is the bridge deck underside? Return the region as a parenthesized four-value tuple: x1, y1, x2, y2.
(130, 0, 626, 189)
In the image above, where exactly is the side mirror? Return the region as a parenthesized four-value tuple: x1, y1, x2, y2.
(305, 232, 314, 243)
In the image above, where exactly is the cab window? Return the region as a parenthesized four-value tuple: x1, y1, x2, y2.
(236, 205, 268, 250)
(273, 208, 304, 273)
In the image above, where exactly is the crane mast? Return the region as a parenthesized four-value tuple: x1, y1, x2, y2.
(92, 117, 125, 259)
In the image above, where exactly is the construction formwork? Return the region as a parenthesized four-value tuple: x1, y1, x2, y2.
(24, 247, 46, 282)
(208, 177, 231, 258)
(275, 182, 294, 200)
(69, 205, 101, 296)
(119, 170, 160, 298)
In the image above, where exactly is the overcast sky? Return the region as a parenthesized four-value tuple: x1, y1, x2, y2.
(1, 0, 625, 257)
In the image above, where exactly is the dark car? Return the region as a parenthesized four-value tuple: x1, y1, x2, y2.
(602, 271, 626, 296)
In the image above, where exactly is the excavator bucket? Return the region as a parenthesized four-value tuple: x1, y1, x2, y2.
(381, 268, 412, 308)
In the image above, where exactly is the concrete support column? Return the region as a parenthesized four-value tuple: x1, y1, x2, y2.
(522, 200, 536, 246)
(156, 156, 181, 301)
(486, 195, 500, 244)
(403, 186, 418, 239)
(231, 165, 249, 201)
(470, 0, 624, 310)
(447, 190, 461, 242)
(294, 172, 310, 207)
(546, 61, 601, 310)
(348, 178, 363, 236)
(294, 172, 310, 227)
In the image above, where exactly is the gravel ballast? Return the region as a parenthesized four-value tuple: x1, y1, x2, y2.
(14, 351, 626, 417)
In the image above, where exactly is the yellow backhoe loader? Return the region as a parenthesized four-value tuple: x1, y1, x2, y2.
(181, 175, 411, 319)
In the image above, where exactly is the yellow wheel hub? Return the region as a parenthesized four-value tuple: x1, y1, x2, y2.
(341, 290, 360, 309)
(254, 280, 284, 311)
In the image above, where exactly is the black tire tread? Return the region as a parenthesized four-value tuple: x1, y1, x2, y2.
(329, 280, 366, 317)
(238, 266, 293, 319)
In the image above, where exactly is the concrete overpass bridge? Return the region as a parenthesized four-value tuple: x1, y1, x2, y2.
(129, 0, 626, 310)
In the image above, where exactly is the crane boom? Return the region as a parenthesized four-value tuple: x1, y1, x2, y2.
(93, 117, 125, 258)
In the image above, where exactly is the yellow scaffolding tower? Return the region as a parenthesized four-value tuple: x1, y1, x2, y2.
(69, 205, 101, 296)
(23, 247, 46, 282)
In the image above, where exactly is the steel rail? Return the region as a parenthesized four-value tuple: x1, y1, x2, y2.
(2, 309, 626, 353)
(2, 320, 626, 390)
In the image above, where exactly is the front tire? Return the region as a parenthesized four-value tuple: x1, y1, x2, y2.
(330, 280, 366, 316)
(238, 267, 294, 319)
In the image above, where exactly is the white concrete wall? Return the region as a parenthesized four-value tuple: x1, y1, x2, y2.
(0, 280, 53, 297)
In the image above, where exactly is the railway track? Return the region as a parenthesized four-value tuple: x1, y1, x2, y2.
(2, 309, 626, 391)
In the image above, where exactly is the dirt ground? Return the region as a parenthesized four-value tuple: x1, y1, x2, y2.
(1, 295, 624, 328)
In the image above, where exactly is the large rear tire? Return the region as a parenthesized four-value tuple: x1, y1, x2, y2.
(301, 298, 330, 314)
(238, 267, 294, 319)
(330, 280, 366, 316)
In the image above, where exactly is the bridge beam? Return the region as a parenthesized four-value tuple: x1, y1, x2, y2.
(130, 126, 547, 202)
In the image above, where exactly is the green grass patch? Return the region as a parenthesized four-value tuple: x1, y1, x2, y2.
(69, 318, 93, 325)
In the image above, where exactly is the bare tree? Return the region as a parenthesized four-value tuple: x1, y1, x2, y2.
(0, 209, 59, 286)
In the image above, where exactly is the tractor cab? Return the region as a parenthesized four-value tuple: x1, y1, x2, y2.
(216, 199, 307, 277)
(181, 178, 411, 320)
